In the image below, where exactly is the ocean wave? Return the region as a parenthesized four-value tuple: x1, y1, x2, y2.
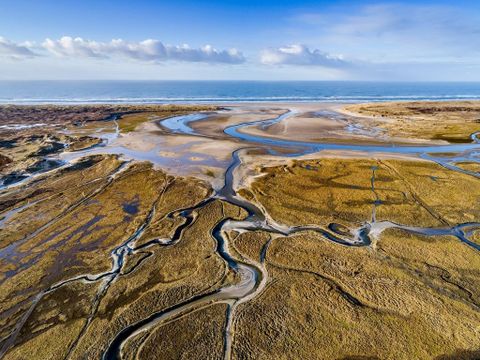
(1, 95, 480, 104)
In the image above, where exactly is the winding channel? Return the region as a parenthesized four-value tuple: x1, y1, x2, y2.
(1, 107, 479, 359)
(100, 108, 480, 359)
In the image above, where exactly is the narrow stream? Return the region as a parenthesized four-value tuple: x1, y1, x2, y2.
(1, 107, 479, 360)
(100, 108, 480, 359)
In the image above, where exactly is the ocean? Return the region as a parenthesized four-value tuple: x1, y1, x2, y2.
(1, 81, 480, 104)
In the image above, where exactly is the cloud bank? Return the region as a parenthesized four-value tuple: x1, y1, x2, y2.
(260, 44, 348, 67)
(42, 37, 245, 64)
(0, 37, 38, 59)
(0, 36, 245, 64)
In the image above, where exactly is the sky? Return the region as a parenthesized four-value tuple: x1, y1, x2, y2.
(0, 0, 480, 80)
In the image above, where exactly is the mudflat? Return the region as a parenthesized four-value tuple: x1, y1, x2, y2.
(0, 101, 479, 360)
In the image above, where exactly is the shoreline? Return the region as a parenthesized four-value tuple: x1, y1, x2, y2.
(2, 97, 480, 105)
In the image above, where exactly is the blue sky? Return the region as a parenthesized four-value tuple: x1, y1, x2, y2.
(1, 0, 479, 80)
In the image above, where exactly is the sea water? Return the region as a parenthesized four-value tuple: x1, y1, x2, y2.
(1, 80, 480, 104)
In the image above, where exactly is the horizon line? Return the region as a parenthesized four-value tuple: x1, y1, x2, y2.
(2, 79, 480, 83)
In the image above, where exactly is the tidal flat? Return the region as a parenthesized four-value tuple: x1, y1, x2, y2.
(0, 102, 479, 359)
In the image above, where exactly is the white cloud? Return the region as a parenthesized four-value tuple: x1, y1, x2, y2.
(260, 44, 348, 67)
(0, 37, 38, 59)
(42, 36, 245, 64)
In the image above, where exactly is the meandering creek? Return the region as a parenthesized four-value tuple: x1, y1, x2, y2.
(102, 107, 480, 359)
(1, 106, 479, 359)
